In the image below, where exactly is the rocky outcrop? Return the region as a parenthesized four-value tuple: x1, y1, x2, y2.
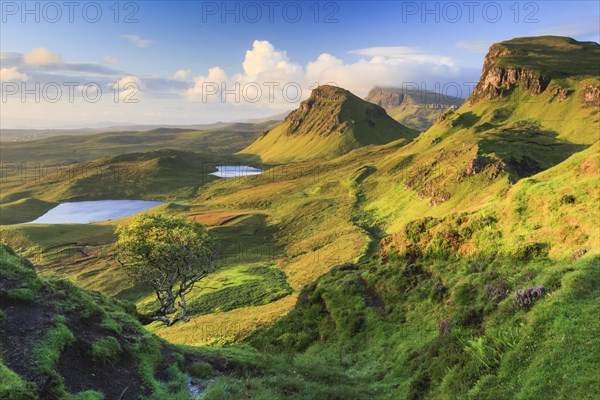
(463, 152, 506, 180)
(470, 44, 550, 103)
(471, 66, 550, 102)
(582, 84, 600, 104)
(547, 86, 571, 103)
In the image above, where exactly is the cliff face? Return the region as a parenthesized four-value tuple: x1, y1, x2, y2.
(469, 37, 600, 105)
(582, 84, 600, 104)
(364, 87, 463, 131)
(366, 88, 407, 109)
(470, 44, 550, 102)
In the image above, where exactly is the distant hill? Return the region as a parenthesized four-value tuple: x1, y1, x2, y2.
(0, 116, 286, 142)
(240, 85, 417, 162)
(365, 87, 464, 131)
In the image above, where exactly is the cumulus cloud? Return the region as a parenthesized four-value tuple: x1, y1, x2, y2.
(241, 40, 301, 79)
(121, 35, 156, 48)
(186, 67, 228, 99)
(0, 67, 29, 81)
(173, 69, 191, 80)
(184, 40, 466, 105)
(114, 75, 143, 101)
(23, 48, 62, 65)
(185, 40, 306, 105)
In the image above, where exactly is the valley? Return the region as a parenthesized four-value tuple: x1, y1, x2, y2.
(1, 35, 599, 399)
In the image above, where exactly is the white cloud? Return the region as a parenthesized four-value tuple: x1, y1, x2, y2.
(173, 69, 191, 80)
(348, 46, 456, 66)
(184, 40, 465, 105)
(242, 40, 301, 78)
(186, 67, 228, 99)
(121, 35, 157, 48)
(23, 48, 62, 65)
(115, 75, 144, 101)
(104, 55, 120, 64)
(0, 67, 29, 81)
(455, 41, 491, 54)
(185, 41, 304, 105)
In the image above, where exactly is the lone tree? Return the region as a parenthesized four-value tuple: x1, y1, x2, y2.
(116, 214, 218, 326)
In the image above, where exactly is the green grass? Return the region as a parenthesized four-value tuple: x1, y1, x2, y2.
(0, 363, 37, 400)
(30, 317, 75, 384)
(0, 123, 275, 164)
(494, 36, 600, 78)
(0, 149, 264, 207)
(90, 336, 122, 363)
(0, 198, 57, 225)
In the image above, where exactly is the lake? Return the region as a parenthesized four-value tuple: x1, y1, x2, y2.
(210, 165, 264, 178)
(26, 200, 164, 224)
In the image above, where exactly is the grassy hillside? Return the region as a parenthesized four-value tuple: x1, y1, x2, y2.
(0, 35, 598, 399)
(241, 85, 417, 162)
(365, 87, 464, 131)
(0, 122, 275, 164)
(0, 243, 264, 399)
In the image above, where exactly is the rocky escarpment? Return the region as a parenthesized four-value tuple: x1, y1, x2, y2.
(582, 84, 600, 105)
(470, 44, 551, 103)
(366, 88, 407, 109)
(366, 88, 462, 110)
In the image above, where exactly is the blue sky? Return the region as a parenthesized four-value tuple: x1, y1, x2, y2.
(1, 1, 599, 128)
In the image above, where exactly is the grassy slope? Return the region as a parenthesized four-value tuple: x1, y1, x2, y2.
(0, 243, 253, 400)
(241, 85, 417, 162)
(0, 204, 299, 345)
(0, 246, 382, 400)
(0, 149, 264, 222)
(196, 36, 600, 398)
(0, 123, 275, 165)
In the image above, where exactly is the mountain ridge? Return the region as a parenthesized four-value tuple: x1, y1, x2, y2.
(240, 85, 417, 162)
(365, 87, 464, 131)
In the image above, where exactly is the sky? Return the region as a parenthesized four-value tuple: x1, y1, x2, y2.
(1, 0, 599, 128)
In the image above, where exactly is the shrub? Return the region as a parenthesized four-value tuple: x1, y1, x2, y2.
(513, 285, 546, 309)
(514, 242, 549, 260)
(559, 194, 576, 205)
